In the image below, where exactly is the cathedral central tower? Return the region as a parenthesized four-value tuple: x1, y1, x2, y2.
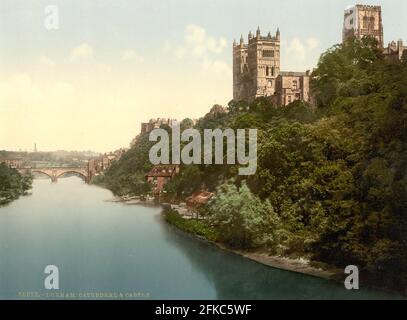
(233, 27, 280, 102)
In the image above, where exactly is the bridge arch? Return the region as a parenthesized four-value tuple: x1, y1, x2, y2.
(31, 169, 55, 181)
(56, 170, 88, 182)
(20, 167, 90, 184)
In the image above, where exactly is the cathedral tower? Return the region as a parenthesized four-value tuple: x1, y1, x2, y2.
(233, 27, 280, 102)
(343, 4, 384, 48)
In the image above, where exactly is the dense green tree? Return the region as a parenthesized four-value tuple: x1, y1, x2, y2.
(208, 181, 281, 249)
(164, 165, 203, 199)
(0, 163, 33, 204)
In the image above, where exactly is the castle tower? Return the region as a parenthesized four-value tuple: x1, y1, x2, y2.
(233, 27, 280, 101)
(342, 4, 384, 48)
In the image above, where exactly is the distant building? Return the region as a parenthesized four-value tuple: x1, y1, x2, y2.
(233, 27, 310, 106)
(342, 5, 406, 62)
(141, 118, 176, 135)
(87, 148, 127, 180)
(383, 40, 407, 62)
(342, 5, 384, 48)
(145, 165, 179, 195)
(0, 159, 23, 169)
(274, 71, 311, 107)
(130, 118, 177, 148)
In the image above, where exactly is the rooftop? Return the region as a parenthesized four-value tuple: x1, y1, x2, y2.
(146, 165, 179, 177)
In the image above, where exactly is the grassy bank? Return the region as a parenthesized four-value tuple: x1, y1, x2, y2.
(163, 209, 219, 242)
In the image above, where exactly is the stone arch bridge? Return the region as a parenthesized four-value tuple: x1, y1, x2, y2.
(18, 167, 90, 183)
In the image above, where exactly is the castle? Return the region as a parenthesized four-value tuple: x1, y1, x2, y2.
(233, 4, 406, 106)
(233, 27, 311, 106)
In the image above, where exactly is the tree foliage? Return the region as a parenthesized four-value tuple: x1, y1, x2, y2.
(0, 163, 32, 205)
(208, 181, 281, 249)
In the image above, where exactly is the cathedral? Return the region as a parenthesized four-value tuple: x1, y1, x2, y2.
(233, 4, 406, 106)
(343, 4, 407, 62)
(232, 27, 310, 106)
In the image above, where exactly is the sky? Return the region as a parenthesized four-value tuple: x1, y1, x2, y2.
(0, 0, 406, 152)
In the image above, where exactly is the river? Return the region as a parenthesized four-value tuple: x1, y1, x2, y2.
(0, 177, 401, 299)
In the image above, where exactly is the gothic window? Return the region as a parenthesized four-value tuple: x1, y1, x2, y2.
(369, 16, 375, 29)
(263, 50, 275, 58)
(266, 66, 270, 76)
(363, 16, 369, 29)
(363, 16, 375, 29)
(271, 67, 275, 76)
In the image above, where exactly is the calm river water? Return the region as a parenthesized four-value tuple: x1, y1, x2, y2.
(0, 177, 401, 299)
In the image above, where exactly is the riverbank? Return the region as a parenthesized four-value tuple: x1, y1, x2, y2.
(106, 194, 156, 205)
(162, 207, 342, 281)
(0, 164, 33, 206)
(107, 199, 342, 280)
(216, 245, 340, 280)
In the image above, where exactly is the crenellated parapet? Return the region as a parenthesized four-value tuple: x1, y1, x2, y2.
(233, 27, 280, 49)
(233, 26, 281, 102)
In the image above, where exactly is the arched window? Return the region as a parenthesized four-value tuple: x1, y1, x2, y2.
(363, 15, 375, 29)
(363, 16, 369, 29)
(369, 16, 375, 29)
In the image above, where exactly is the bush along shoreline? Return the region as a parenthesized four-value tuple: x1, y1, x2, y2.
(161, 187, 344, 283)
(99, 38, 407, 293)
(0, 163, 33, 205)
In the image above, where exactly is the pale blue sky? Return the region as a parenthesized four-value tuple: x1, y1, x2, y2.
(0, 0, 405, 151)
(1, 1, 406, 65)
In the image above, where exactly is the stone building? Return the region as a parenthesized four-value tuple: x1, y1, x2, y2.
(233, 27, 311, 106)
(131, 118, 177, 148)
(342, 4, 406, 62)
(342, 5, 384, 48)
(383, 40, 407, 62)
(233, 27, 281, 102)
(0, 159, 23, 169)
(141, 118, 176, 135)
(274, 71, 311, 107)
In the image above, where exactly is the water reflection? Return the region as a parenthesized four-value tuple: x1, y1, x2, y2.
(159, 216, 400, 300)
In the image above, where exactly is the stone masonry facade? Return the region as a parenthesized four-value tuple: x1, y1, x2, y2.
(342, 5, 407, 61)
(233, 4, 406, 107)
(233, 27, 311, 107)
(342, 5, 384, 48)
